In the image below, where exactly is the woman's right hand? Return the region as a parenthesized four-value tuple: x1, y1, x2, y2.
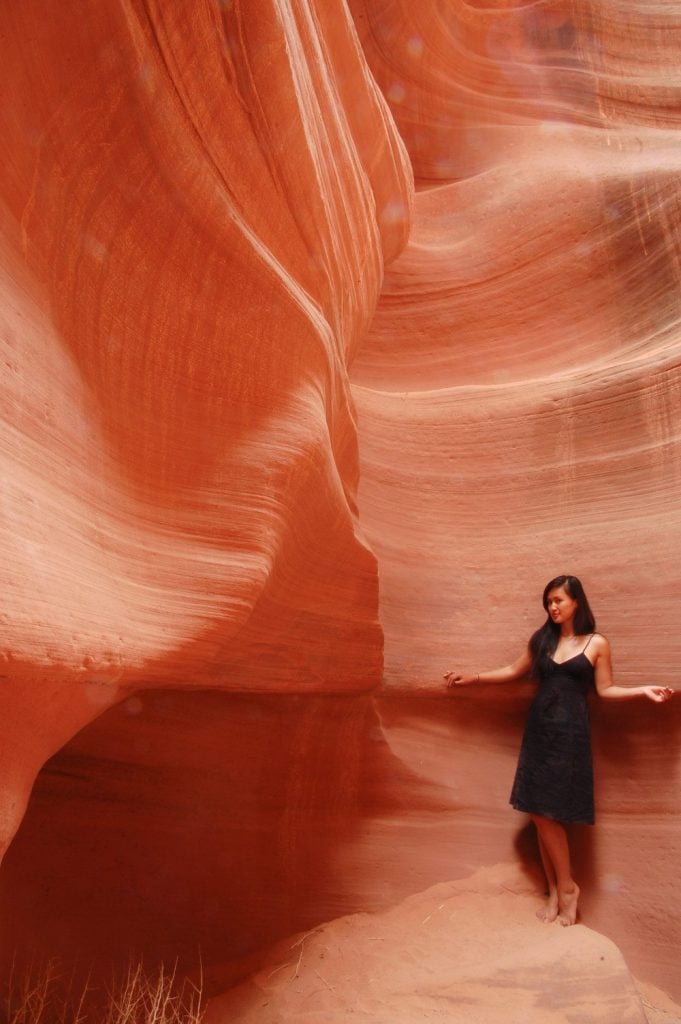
(444, 671, 477, 687)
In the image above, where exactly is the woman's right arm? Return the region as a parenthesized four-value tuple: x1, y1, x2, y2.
(444, 647, 532, 688)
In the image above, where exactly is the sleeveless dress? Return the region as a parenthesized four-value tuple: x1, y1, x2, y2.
(510, 636, 596, 825)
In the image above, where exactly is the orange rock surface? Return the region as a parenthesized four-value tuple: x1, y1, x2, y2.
(0, 0, 411, 852)
(348, 0, 681, 996)
(1, 0, 681, 1013)
(203, 865, 658, 1024)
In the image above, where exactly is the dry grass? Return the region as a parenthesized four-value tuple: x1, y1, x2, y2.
(3, 960, 204, 1024)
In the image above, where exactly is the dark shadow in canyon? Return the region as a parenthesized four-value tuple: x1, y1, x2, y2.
(0, 687, 449, 999)
(1, 684, 678, 1001)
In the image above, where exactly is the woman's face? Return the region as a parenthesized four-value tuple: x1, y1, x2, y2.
(546, 585, 579, 629)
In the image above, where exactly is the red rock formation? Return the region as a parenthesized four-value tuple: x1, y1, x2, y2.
(2, 685, 679, 1008)
(0, 0, 411, 853)
(348, 0, 681, 1001)
(2, 0, 681, 1012)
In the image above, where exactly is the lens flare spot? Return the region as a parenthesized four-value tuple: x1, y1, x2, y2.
(406, 35, 423, 58)
(380, 200, 408, 226)
(125, 696, 144, 717)
(538, 120, 570, 136)
(84, 234, 107, 262)
(433, 156, 459, 178)
(387, 81, 406, 104)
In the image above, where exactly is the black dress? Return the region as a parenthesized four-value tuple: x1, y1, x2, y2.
(510, 640, 595, 825)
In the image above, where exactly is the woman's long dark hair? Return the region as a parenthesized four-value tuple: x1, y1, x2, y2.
(529, 575, 596, 678)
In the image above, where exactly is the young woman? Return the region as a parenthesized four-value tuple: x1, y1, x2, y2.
(444, 574, 673, 927)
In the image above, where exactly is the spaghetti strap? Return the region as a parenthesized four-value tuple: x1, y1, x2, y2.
(583, 633, 595, 653)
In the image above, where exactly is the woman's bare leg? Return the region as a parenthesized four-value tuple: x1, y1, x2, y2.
(536, 834, 559, 922)
(531, 814, 579, 926)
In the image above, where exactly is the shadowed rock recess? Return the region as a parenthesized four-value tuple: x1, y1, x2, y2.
(1, 0, 680, 1017)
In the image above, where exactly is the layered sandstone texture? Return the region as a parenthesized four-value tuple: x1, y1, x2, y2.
(0, 0, 411, 848)
(347, 0, 681, 996)
(1, 0, 681, 1014)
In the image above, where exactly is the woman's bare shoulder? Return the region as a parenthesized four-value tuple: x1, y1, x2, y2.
(589, 633, 610, 653)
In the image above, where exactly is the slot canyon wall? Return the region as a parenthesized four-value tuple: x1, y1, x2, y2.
(1, 0, 680, 1012)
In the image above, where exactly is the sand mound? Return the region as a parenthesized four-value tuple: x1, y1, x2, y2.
(204, 863, 677, 1024)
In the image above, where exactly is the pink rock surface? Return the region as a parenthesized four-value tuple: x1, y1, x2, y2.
(203, 864, 655, 1024)
(0, 0, 411, 849)
(2, 0, 681, 1012)
(347, 0, 681, 996)
(348, 1, 681, 181)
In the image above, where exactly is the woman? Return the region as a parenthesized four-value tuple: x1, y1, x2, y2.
(444, 574, 673, 927)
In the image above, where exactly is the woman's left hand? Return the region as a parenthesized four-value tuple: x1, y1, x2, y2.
(643, 686, 674, 702)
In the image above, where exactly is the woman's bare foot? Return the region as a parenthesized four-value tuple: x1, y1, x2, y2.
(558, 883, 580, 926)
(536, 889, 559, 923)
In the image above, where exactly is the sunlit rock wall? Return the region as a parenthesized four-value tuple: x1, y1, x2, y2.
(349, 0, 681, 998)
(1, 0, 681, 1009)
(0, 0, 411, 845)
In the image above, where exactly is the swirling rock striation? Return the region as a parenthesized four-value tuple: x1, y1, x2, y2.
(0, 0, 411, 850)
(1, 0, 681, 1011)
(349, 0, 681, 1000)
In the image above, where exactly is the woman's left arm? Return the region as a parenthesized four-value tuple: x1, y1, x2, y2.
(593, 635, 674, 702)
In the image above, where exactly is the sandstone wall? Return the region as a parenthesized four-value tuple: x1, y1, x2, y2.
(1, 0, 680, 1008)
(0, 0, 411, 853)
(349, 0, 681, 996)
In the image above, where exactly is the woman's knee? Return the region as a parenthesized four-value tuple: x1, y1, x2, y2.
(531, 813, 562, 833)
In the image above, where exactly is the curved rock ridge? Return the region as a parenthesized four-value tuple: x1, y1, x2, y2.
(347, 0, 681, 1002)
(348, 1, 681, 181)
(203, 864, 660, 1024)
(0, 0, 413, 848)
(348, 1, 681, 749)
(2, 0, 681, 1011)
(0, 0, 411, 689)
(350, 131, 681, 390)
